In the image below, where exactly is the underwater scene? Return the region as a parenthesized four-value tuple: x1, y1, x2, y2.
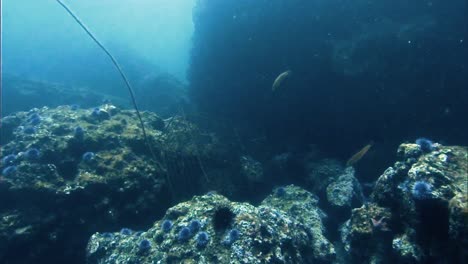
(1, 0, 467, 263)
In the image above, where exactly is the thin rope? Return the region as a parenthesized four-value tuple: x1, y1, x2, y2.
(56, 0, 174, 196)
(179, 105, 210, 183)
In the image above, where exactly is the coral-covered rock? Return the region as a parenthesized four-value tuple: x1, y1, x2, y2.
(0, 105, 229, 263)
(326, 167, 363, 210)
(368, 143, 467, 263)
(86, 185, 333, 263)
(305, 158, 345, 194)
(262, 185, 336, 262)
(448, 192, 468, 243)
(392, 229, 423, 263)
(340, 203, 392, 262)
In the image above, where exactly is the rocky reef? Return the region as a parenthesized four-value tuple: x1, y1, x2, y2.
(341, 143, 467, 263)
(0, 104, 231, 263)
(88, 139, 467, 264)
(1, 103, 466, 264)
(86, 185, 334, 263)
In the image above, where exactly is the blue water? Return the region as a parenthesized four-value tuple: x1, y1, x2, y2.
(1, 0, 467, 263)
(3, 0, 195, 87)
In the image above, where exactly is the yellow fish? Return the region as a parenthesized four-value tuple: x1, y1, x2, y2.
(346, 142, 373, 167)
(272, 70, 292, 91)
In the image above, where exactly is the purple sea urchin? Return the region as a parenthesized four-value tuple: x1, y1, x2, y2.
(74, 126, 85, 139)
(196, 232, 210, 248)
(222, 228, 240, 246)
(23, 127, 37, 134)
(415, 138, 434, 153)
(28, 114, 42, 125)
(120, 228, 132, 235)
(276, 187, 286, 197)
(82, 152, 95, 162)
(412, 181, 432, 200)
(25, 148, 41, 160)
(91, 107, 100, 117)
(101, 232, 114, 239)
(2, 165, 17, 177)
(161, 220, 173, 233)
(2, 154, 16, 165)
(178, 227, 191, 242)
(189, 219, 201, 233)
(138, 239, 151, 252)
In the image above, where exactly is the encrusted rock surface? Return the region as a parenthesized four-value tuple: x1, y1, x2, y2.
(0, 104, 228, 263)
(326, 167, 363, 210)
(262, 185, 336, 262)
(341, 143, 467, 263)
(340, 203, 392, 263)
(2, 104, 466, 264)
(86, 185, 334, 264)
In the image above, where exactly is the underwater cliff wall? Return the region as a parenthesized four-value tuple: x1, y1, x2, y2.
(189, 0, 468, 156)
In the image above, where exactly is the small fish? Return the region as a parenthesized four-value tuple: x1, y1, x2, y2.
(272, 70, 292, 91)
(346, 142, 373, 167)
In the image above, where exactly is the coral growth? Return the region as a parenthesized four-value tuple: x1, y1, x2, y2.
(86, 186, 333, 263)
(0, 104, 227, 263)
